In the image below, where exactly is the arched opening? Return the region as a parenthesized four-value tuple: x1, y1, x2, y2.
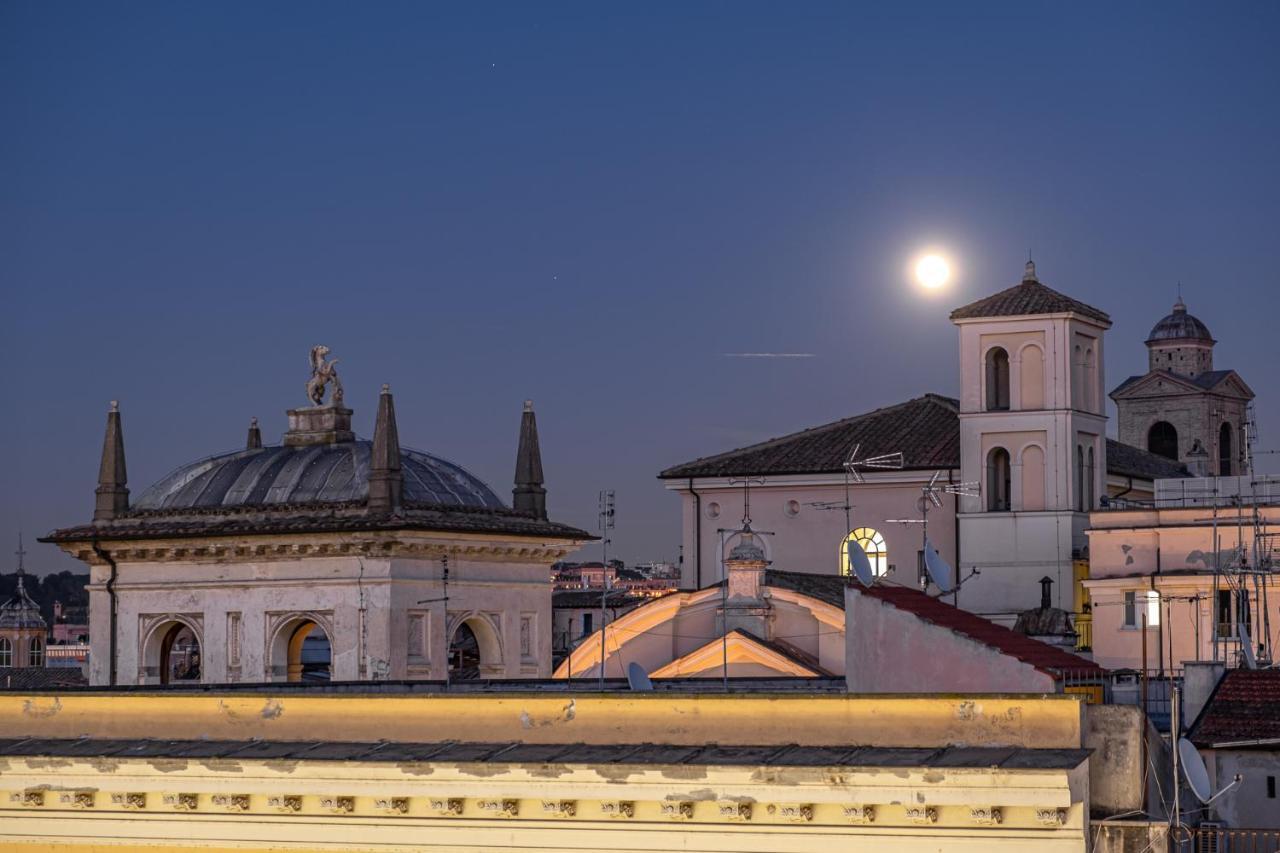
(449, 622, 481, 680)
(1020, 445, 1045, 511)
(0, 637, 11, 667)
(1148, 421, 1178, 461)
(987, 448, 1011, 511)
(1084, 348, 1096, 412)
(286, 621, 331, 683)
(839, 527, 887, 577)
(158, 623, 201, 684)
(985, 348, 1010, 411)
(1219, 422, 1233, 476)
(1086, 446, 1096, 510)
(27, 636, 43, 667)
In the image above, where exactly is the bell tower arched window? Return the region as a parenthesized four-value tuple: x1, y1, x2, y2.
(987, 448, 1011, 511)
(27, 636, 43, 667)
(985, 348, 1010, 411)
(1148, 421, 1178, 461)
(0, 638, 11, 667)
(1219, 422, 1233, 476)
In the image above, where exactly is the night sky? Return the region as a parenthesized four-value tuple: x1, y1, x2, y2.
(4, 2, 1279, 574)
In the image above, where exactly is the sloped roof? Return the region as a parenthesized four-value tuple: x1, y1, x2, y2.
(0, 667, 87, 690)
(1104, 438, 1190, 481)
(853, 583, 1104, 677)
(1188, 669, 1280, 747)
(659, 394, 961, 479)
(1111, 369, 1251, 400)
(950, 276, 1110, 325)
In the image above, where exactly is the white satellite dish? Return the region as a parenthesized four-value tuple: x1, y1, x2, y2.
(847, 540, 876, 586)
(626, 662, 653, 691)
(1239, 624, 1258, 669)
(922, 537, 954, 593)
(1178, 737, 1213, 803)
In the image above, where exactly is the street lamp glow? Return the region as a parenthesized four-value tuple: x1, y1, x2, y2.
(915, 254, 951, 290)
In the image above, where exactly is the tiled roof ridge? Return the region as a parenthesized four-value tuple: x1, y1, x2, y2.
(659, 393, 958, 478)
(1187, 668, 1280, 746)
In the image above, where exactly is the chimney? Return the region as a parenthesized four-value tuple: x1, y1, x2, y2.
(1040, 575, 1054, 610)
(94, 401, 129, 522)
(367, 384, 402, 514)
(246, 417, 263, 450)
(512, 400, 547, 519)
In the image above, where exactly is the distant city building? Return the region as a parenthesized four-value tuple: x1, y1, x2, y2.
(51, 599, 89, 644)
(0, 546, 46, 671)
(42, 350, 591, 686)
(1111, 297, 1255, 476)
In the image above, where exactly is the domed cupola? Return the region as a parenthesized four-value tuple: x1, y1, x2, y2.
(1146, 296, 1215, 379)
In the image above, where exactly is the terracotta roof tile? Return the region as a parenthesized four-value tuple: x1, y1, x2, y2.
(853, 583, 1104, 677)
(659, 394, 961, 479)
(950, 278, 1111, 325)
(1188, 669, 1280, 746)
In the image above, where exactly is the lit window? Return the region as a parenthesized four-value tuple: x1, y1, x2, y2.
(840, 528, 887, 577)
(1123, 591, 1160, 628)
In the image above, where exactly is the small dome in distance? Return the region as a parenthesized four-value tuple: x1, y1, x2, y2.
(1147, 296, 1214, 344)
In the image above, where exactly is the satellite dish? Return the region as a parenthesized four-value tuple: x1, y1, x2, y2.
(1179, 737, 1213, 803)
(1239, 624, 1258, 669)
(847, 540, 876, 586)
(626, 662, 653, 691)
(922, 538, 954, 593)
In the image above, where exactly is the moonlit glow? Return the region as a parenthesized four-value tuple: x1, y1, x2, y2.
(915, 254, 951, 290)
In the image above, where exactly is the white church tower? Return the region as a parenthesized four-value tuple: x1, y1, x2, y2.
(949, 261, 1111, 622)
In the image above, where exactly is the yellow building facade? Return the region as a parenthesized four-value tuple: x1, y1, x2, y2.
(0, 689, 1091, 852)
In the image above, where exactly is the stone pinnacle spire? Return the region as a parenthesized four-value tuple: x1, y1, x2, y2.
(367, 384, 402, 514)
(94, 400, 129, 522)
(246, 417, 263, 450)
(512, 400, 546, 520)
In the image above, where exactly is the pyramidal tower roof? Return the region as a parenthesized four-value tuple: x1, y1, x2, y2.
(950, 261, 1111, 326)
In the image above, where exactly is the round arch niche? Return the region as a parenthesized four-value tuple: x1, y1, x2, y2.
(141, 618, 203, 685)
(448, 615, 502, 681)
(269, 616, 332, 683)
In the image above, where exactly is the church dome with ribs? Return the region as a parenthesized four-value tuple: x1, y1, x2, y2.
(1147, 297, 1213, 343)
(134, 442, 505, 511)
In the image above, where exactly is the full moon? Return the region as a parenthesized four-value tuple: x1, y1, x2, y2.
(915, 254, 951, 290)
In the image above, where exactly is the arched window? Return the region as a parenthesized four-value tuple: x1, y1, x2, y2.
(1075, 446, 1086, 511)
(449, 622, 482, 680)
(987, 448, 1011, 511)
(287, 621, 331, 683)
(840, 527, 887, 577)
(1219, 422, 1233, 476)
(1148, 421, 1178, 461)
(1086, 446, 1096, 510)
(159, 623, 201, 684)
(1084, 348, 1096, 412)
(0, 638, 11, 667)
(985, 348, 1010, 411)
(27, 636, 43, 667)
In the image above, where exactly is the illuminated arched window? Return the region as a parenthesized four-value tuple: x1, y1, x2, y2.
(840, 527, 887, 577)
(28, 636, 43, 667)
(0, 638, 11, 667)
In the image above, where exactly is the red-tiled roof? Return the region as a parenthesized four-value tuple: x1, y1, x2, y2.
(854, 584, 1104, 677)
(1188, 669, 1280, 747)
(950, 277, 1111, 325)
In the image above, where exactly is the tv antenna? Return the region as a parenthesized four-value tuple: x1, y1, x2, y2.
(626, 661, 653, 691)
(417, 553, 451, 688)
(886, 472, 980, 597)
(809, 443, 905, 583)
(597, 489, 616, 688)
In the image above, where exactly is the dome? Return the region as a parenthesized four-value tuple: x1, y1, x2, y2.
(0, 578, 45, 631)
(134, 442, 505, 511)
(1147, 297, 1213, 344)
(727, 532, 768, 563)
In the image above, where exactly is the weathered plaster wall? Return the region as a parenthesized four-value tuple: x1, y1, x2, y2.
(844, 588, 1056, 693)
(1205, 749, 1280, 829)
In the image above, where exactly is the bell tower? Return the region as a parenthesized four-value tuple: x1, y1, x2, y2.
(949, 262, 1111, 621)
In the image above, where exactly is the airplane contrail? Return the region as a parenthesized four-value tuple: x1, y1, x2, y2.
(721, 352, 817, 358)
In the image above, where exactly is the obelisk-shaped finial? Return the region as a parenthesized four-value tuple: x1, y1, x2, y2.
(368, 384, 403, 514)
(94, 401, 129, 522)
(512, 400, 547, 520)
(246, 417, 263, 450)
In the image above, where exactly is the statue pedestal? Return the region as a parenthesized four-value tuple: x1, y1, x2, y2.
(284, 406, 354, 446)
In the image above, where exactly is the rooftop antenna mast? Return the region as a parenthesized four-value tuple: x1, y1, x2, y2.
(416, 553, 451, 688)
(835, 443, 906, 584)
(887, 472, 980, 600)
(720, 476, 771, 691)
(597, 489, 615, 688)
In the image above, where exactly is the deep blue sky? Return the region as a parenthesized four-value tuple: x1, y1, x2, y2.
(4, 2, 1278, 574)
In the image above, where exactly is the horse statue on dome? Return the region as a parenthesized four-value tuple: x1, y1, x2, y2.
(305, 345, 344, 407)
